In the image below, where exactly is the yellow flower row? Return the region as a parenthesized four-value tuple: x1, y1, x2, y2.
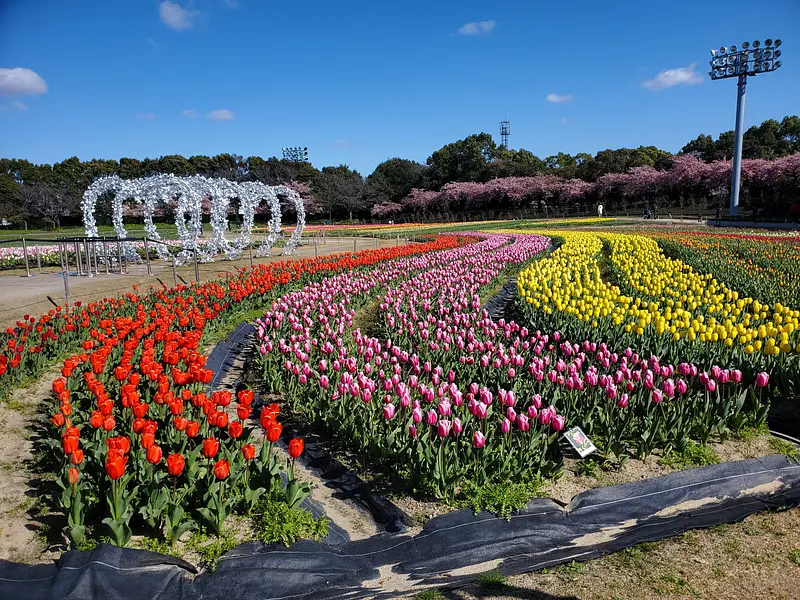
(511, 230, 800, 357)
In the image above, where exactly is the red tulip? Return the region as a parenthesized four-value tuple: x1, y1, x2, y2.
(216, 411, 229, 429)
(146, 444, 162, 465)
(266, 420, 282, 443)
(185, 421, 199, 437)
(51, 413, 65, 427)
(173, 416, 187, 431)
(141, 432, 155, 449)
(70, 449, 84, 465)
(105, 450, 127, 480)
(167, 453, 185, 477)
(228, 421, 243, 439)
(236, 405, 251, 421)
(202, 437, 220, 458)
(62, 435, 79, 455)
(213, 459, 230, 480)
(67, 467, 80, 486)
(237, 389, 254, 406)
(288, 437, 304, 459)
(241, 444, 256, 461)
(102, 416, 115, 431)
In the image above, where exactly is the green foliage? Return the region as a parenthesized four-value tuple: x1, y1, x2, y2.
(250, 490, 328, 547)
(612, 541, 658, 571)
(425, 133, 498, 189)
(476, 569, 507, 591)
(415, 589, 446, 600)
(768, 437, 800, 462)
(554, 560, 587, 582)
(659, 441, 721, 470)
(138, 536, 179, 557)
(789, 549, 800, 565)
(457, 478, 545, 520)
(186, 531, 239, 572)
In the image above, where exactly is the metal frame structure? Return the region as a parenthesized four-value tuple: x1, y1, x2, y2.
(708, 38, 783, 216)
(281, 147, 309, 163)
(499, 120, 511, 149)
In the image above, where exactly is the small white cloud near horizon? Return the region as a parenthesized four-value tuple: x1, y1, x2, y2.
(0, 68, 48, 96)
(207, 109, 234, 121)
(546, 93, 572, 103)
(159, 1, 198, 31)
(182, 108, 198, 118)
(136, 113, 156, 121)
(11, 100, 28, 110)
(332, 139, 348, 148)
(643, 63, 703, 90)
(457, 20, 496, 35)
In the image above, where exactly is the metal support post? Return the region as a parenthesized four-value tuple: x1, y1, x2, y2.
(74, 241, 82, 276)
(193, 248, 199, 282)
(62, 268, 71, 308)
(314, 237, 318, 258)
(36, 243, 42, 273)
(84, 239, 93, 277)
(143, 237, 152, 276)
(116, 240, 124, 274)
(249, 243, 253, 269)
(172, 256, 178, 288)
(103, 239, 109, 274)
(22, 237, 31, 277)
(729, 74, 747, 217)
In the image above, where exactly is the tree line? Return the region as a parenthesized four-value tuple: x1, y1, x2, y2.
(1, 115, 798, 228)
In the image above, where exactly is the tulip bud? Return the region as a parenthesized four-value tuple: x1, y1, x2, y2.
(755, 372, 769, 387)
(408, 424, 417, 438)
(452, 418, 463, 435)
(473, 431, 486, 449)
(383, 404, 396, 420)
(500, 418, 511, 434)
(552, 415, 565, 432)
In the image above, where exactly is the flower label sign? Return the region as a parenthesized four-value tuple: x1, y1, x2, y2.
(562, 427, 597, 458)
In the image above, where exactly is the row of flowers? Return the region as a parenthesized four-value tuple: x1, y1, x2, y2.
(513, 230, 799, 394)
(29, 235, 470, 546)
(254, 233, 770, 498)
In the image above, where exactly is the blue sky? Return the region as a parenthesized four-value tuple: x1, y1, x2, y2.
(1, 0, 798, 175)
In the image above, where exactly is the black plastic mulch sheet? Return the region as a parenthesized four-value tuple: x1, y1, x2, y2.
(3, 455, 798, 600)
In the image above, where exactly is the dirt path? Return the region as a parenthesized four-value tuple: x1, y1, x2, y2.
(0, 367, 61, 563)
(0, 237, 408, 328)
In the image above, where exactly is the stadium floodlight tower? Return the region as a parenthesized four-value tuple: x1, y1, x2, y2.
(499, 120, 511, 149)
(281, 147, 309, 163)
(709, 38, 783, 217)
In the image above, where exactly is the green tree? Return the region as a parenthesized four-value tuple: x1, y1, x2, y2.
(425, 133, 497, 189)
(313, 165, 369, 220)
(366, 158, 426, 202)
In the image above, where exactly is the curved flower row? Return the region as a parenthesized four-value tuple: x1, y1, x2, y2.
(514, 230, 799, 392)
(256, 233, 769, 497)
(25, 235, 468, 547)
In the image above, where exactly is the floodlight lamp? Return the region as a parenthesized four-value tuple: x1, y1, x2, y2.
(710, 48, 717, 56)
(742, 41, 750, 49)
(774, 39, 781, 47)
(775, 60, 782, 68)
(727, 66, 735, 75)
(720, 46, 727, 54)
(765, 49, 773, 59)
(730, 45, 737, 52)
(754, 63, 762, 72)
(765, 39, 773, 46)
(753, 40, 760, 48)
(774, 49, 782, 58)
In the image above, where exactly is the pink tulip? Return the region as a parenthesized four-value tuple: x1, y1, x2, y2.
(662, 379, 675, 398)
(500, 418, 511, 434)
(705, 379, 717, 393)
(527, 405, 538, 419)
(475, 402, 488, 419)
(676, 379, 688, 395)
(539, 406, 553, 426)
(383, 404, 396, 420)
(506, 407, 517, 423)
(412, 407, 423, 423)
(437, 420, 451, 437)
(530, 394, 542, 409)
(319, 375, 329, 389)
(552, 415, 565, 432)
(731, 369, 743, 383)
(651, 389, 663, 404)
(408, 424, 417, 438)
(453, 418, 463, 435)
(438, 399, 452, 417)
(473, 431, 485, 449)
(426, 409, 438, 426)
(517, 413, 530, 432)
(617, 393, 629, 408)
(756, 372, 769, 387)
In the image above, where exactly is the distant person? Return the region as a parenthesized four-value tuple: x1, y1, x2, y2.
(597, 204, 604, 217)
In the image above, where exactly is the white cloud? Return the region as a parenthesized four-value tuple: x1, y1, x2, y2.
(182, 108, 198, 118)
(457, 20, 496, 35)
(11, 100, 27, 110)
(159, 1, 198, 31)
(207, 108, 234, 121)
(136, 113, 156, 120)
(546, 93, 572, 103)
(222, 0, 239, 7)
(643, 63, 703, 91)
(147, 38, 158, 50)
(0, 68, 48, 96)
(332, 139, 347, 148)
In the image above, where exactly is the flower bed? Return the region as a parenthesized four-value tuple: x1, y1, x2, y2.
(24, 235, 469, 549)
(513, 230, 799, 394)
(255, 233, 770, 501)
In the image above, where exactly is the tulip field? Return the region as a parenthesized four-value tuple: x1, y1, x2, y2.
(0, 220, 796, 556)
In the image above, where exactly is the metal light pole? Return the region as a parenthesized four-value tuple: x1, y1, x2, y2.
(709, 39, 783, 217)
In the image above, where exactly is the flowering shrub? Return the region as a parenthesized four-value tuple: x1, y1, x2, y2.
(255, 233, 769, 498)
